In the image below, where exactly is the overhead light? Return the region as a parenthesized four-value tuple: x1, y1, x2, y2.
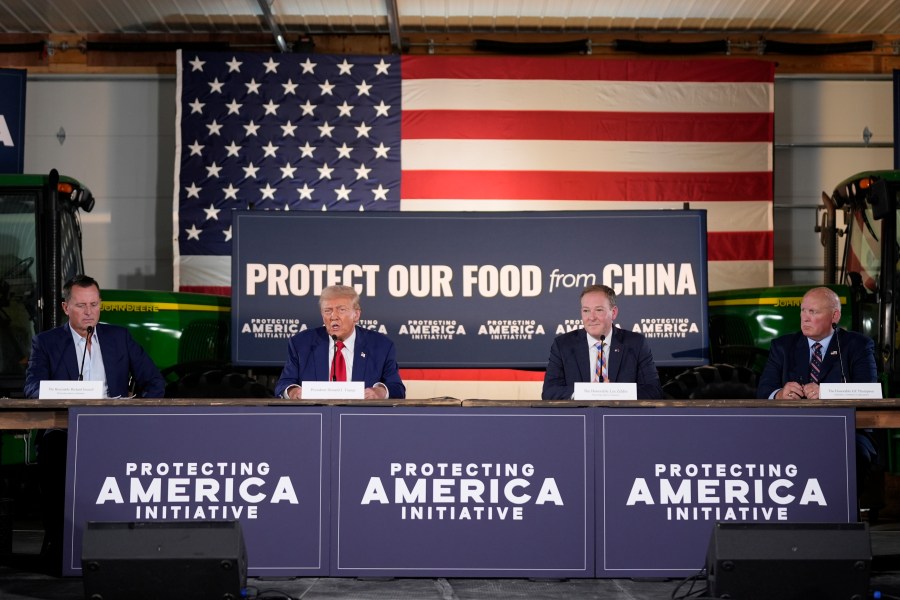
(256, 0, 289, 53)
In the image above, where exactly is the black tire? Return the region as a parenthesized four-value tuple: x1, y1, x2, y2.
(165, 369, 272, 398)
(663, 364, 758, 400)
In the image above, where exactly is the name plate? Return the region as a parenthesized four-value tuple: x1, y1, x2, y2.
(574, 382, 637, 401)
(819, 382, 882, 400)
(303, 380, 365, 400)
(39, 380, 104, 399)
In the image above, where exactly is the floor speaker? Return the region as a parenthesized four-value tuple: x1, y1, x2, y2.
(706, 522, 871, 600)
(82, 521, 247, 600)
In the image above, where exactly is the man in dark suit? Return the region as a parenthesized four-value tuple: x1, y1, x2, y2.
(275, 284, 405, 400)
(542, 284, 662, 400)
(23, 274, 165, 572)
(24, 275, 165, 399)
(757, 286, 877, 400)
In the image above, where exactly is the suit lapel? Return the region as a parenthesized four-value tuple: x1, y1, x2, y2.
(820, 334, 840, 381)
(573, 330, 591, 382)
(607, 328, 624, 381)
(96, 324, 117, 377)
(314, 330, 331, 381)
(61, 328, 80, 379)
(792, 334, 812, 383)
(351, 327, 365, 382)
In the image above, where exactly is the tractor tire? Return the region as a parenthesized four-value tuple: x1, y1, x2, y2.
(662, 364, 759, 400)
(165, 369, 272, 398)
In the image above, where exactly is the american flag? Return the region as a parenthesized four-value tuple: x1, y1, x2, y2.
(175, 52, 773, 294)
(175, 50, 401, 294)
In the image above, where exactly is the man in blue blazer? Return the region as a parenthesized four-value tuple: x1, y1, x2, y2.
(23, 274, 164, 572)
(24, 280, 165, 399)
(757, 286, 877, 399)
(275, 285, 405, 400)
(542, 284, 663, 400)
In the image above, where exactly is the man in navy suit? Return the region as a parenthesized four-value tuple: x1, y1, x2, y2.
(757, 286, 877, 400)
(275, 285, 405, 400)
(24, 275, 165, 399)
(542, 284, 663, 400)
(23, 274, 164, 572)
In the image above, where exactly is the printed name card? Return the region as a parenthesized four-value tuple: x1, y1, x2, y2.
(39, 380, 104, 399)
(818, 382, 882, 400)
(574, 382, 637, 401)
(302, 381, 365, 400)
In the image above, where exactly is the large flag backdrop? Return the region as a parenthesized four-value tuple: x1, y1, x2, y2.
(175, 52, 773, 295)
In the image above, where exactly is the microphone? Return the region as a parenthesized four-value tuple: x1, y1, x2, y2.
(78, 325, 94, 381)
(832, 322, 847, 383)
(330, 334, 339, 382)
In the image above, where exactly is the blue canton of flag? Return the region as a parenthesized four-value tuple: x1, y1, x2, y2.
(175, 50, 401, 292)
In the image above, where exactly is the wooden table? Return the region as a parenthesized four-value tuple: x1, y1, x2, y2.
(2, 397, 899, 429)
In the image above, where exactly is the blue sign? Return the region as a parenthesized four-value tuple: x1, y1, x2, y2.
(232, 211, 709, 368)
(597, 408, 856, 576)
(331, 407, 593, 577)
(64, 407, 330, 576)
(0, 68, 25, 174)
(62, 405, 856, 579)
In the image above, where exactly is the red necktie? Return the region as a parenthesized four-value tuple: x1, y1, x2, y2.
(332, 340, 347, 382)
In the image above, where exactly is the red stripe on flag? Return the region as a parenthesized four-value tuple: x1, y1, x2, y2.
(707, 231, 773, 261)
(400, 368, 545, 381)
(402, 56, 775, 83)
(180, 285, 231, 296)
(403, 110, 773, 143)
(402, 170, 772, 202)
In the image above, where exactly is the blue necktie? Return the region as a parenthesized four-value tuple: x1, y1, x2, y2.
(810, 342, 823, 384)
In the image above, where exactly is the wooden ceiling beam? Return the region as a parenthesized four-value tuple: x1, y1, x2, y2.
(0, 32, 897, 75)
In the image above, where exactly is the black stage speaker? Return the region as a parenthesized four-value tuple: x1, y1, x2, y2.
(82, 521, 247, 600)
(706, 522, 871, 600)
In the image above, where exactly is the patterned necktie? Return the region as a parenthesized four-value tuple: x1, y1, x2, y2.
(595, 342, 609, 383)
(332, 340, 347, 382)
(810, 341, 823, 384)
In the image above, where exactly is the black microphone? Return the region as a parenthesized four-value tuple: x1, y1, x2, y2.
(832, 322, 847, 383)
(330, 334, 339, 382)
(78, 325, 94, 381)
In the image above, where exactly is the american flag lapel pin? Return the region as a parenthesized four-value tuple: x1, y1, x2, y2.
(830, 350, 838, 356)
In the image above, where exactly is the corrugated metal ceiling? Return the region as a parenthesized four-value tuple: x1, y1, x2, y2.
(1, 0, 899, 36)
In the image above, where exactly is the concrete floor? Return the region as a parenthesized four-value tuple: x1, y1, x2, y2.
(4, 525, 900, 600)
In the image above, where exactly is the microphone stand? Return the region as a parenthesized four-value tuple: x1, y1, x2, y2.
(330, 334, 339, 382)
(78, 325, 94, 381)
(832, 322, 847, 383)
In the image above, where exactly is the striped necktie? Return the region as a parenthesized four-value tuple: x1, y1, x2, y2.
(810, 341, 823, 384)
(595, 342, 608, 383)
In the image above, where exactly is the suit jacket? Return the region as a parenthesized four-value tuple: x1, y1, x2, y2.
(24, 322, 165, 399)
(274, 326, 406, 399)
(542, 327, 663, 400)
(756, 329, 877, 399)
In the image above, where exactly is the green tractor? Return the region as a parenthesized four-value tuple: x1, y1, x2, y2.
(0, 171, 266, 479)
(664, 171, 900, 402)
(0, 170, 253, 403)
